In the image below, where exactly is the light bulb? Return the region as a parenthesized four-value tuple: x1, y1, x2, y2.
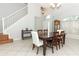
(46, 15, 50, 19)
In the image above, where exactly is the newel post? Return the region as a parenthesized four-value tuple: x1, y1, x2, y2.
(2, 17, 5, 33)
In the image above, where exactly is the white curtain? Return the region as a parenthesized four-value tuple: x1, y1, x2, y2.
(61, 20, 79, 35)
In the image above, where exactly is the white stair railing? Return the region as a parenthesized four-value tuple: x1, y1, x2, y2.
(3, 6, 28, 30)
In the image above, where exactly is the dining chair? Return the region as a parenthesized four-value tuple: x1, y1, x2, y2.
(53, 32, 61, 50)
(43, 29, 48, 35)
(37, 29, 48, 36)
(61, 31, 65, 45)
(31, 31, 43, 54)
(57, 29, 64, 35)
(37, 30, 43, 36)
(57, 30, 65, 47)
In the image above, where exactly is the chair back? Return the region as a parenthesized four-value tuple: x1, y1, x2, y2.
(37, 29, 48, 36)
(31, 31, 39, 44)
(57, 29, 64, 35)
(37, 30, 43, 36)
(53, 32, 59, 37)
(61, 31, 65, 39)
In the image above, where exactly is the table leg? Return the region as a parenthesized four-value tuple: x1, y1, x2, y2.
(43, 39, 47, 56)
(63, 34, 65, 44)
(21, 30, 24, 40)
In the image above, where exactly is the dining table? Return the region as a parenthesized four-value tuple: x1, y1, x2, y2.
(39, 34, 54, 56)
(39, 31, 65, 56)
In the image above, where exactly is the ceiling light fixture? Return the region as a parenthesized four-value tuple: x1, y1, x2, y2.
(40, 3, 61, 15)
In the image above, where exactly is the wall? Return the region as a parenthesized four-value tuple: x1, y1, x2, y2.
(42, 3, 79, 40)
(51, 3, 79, 39)
(0, 3, 26, 16)
(34, 16, 43, 30)
(5, 3, 79, 40)
(50, 3, 79, 19)
(47, 3, 79, 29)
(40, 3, 79, 20)
(4, 3, 41, 40)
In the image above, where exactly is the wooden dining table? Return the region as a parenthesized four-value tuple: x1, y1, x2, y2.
(39, 32, 65, 56)
(39, 34, 53, 56)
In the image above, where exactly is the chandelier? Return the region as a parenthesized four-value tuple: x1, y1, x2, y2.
(49, 3, 61, 9)
(41, 3, 61, 15)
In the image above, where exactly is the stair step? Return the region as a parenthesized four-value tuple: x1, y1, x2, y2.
(0, 39, 13, 44)
(0, 35, 9, 41)
(0, 33, 8, 36)
(0, 33, 3, 35)
(0, 33, 13, 44)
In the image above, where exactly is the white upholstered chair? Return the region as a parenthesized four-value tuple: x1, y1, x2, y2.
(57, 29, 64, 47)
(31, 31, 43, 54)
(57, 29, 64, 35)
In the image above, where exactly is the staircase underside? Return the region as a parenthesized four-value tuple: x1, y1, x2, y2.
(0, 33, 13, 44)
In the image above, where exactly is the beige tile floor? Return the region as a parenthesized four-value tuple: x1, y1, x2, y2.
(0, 38, 79, 56)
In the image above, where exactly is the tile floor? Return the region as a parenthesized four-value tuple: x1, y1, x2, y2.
(0, 38, 79, 56)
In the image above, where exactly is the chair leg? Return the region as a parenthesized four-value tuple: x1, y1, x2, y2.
(56, 45, 58, 50)
(52, 45, 54, 53)
(55, 42, 58, 50)
(32, 44, 35, 50)
(58, 41, 60, 49)
(37, 47, 39, 54)
(59, 44, 60, 49)
(62, 41, 63, 47)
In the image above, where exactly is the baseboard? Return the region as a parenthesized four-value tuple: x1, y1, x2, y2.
(66, 34, 79, 40)
(13, 38, 22, 41)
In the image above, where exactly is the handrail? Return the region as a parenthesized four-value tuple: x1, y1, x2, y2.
(3, 5, 28, 30)
(4, 6, 27, 18)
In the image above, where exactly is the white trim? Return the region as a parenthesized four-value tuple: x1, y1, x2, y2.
(13, 38, 22, 41)
(2, 17, 5, 33)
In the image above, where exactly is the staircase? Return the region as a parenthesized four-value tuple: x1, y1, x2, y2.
(0, 5, 27, 43)
(0, 33, 13, 44)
